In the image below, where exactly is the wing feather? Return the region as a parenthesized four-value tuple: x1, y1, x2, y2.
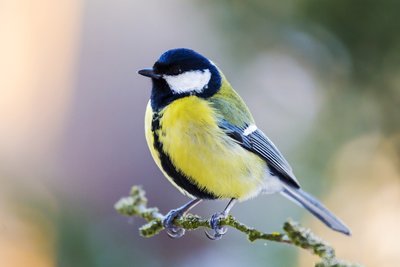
(219, 120, 300, 188)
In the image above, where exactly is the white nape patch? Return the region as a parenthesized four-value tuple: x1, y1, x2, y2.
(164, 69, 211, 94)
(243, 124, 257, 136)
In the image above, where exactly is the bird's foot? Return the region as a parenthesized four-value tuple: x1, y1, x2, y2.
(205, 212, 228, 240)
(163, 209, 185, 238)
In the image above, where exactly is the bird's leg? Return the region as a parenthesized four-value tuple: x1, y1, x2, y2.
(163, 198, 202, 238)
(205, 198, 237, 240)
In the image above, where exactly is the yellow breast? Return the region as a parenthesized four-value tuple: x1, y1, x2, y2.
(145, 97, 266, 200)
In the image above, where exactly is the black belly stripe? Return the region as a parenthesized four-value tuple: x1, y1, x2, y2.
(151, 112, 218, 199)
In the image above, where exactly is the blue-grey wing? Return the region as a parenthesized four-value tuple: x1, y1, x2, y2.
(219, 120, 300, 188)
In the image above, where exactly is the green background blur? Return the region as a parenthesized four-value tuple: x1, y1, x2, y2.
(1, 0, 399, 266)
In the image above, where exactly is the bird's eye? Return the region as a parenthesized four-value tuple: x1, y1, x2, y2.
(169, 66, 182, 76)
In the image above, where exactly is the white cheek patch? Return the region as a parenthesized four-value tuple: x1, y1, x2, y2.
(163, 69, 211, 94)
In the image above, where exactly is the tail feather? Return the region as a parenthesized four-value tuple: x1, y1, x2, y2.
(281, 187, 351, 235)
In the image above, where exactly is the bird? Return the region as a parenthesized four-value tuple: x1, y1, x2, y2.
(138, 48, 351, 240)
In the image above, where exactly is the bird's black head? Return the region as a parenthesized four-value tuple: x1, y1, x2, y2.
(138, 48, 222, 111)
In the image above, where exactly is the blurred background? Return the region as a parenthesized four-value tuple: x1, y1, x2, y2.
(1, 0, 399, 266)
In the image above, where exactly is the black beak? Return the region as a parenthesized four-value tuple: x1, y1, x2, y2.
(138, 68, 162, 79)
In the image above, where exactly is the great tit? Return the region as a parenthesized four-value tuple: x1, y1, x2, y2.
(138, 48, 350, 240)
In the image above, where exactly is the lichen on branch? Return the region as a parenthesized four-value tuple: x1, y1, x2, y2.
(115, 186, 362, 267)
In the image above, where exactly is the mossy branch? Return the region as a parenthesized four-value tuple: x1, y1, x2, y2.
(115, 186, 362, 267)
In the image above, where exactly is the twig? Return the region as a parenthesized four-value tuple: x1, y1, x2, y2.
(115, 186, 362, 267)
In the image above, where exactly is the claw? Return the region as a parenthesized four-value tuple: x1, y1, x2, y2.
(205, 212, 228, 240)
(205, 229, 226, 240)
(162, 199, 203, 238)
(163, 209, 185, 238)
(166, 227, 185, 239)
